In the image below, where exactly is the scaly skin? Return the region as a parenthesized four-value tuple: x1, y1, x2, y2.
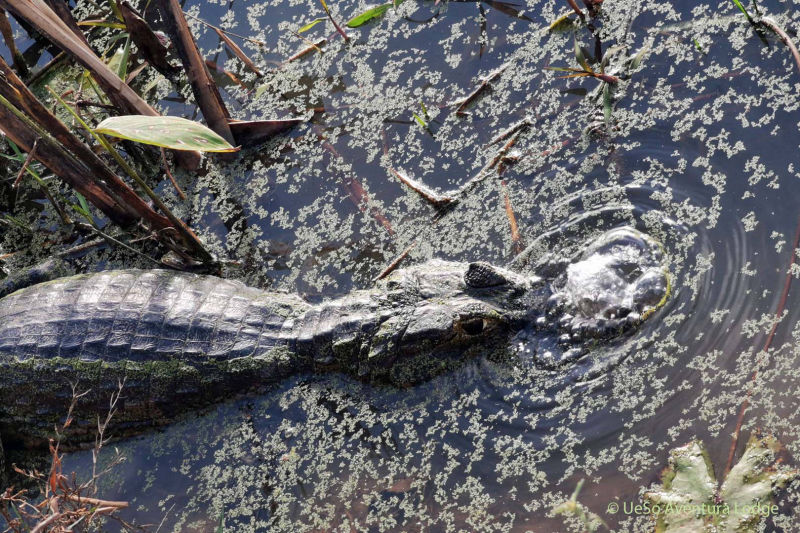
(0, 227, 668, 448)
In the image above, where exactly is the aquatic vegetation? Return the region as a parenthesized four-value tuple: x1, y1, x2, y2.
(552, 479, 608, 532)
(346, 1, 404, 28)
(645, 434, 798, 532)
(2, 0, 800, 529)
(94, 115, 240, 152)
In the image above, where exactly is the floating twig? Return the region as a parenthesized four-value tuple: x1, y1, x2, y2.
(452, 62, 509, 115)
(488, 116, 531, 146)
(319, 0, 350, 42)
(161, 148, 186, 200)
(12, 137, 38, 188)
(501, 181, 523, 255)
(214, 27, 263, 76)
(390, 168, 455, 207)
(183, 11, 266, 46)
(284, 38, 327, 63)
(564, 0, 585, 21)
(374, 240, 418, 281)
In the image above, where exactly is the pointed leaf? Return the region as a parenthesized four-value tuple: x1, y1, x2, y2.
(603, 82, 612, 124)
(718, 434, 798, 532)
(544, 66, 586, 73)
(95, 116, 239, 152)
(629, 44, 650, 70)
(347, 3, 393, 27)
(645, 441, 716, 533)
(548, 12, 575, 32)
(574, 36, 593, 73)
(298, 18, 326, 32)
(730, 0, 754, 23)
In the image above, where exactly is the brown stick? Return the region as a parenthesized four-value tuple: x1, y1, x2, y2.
(43, 0, 89, 46)
(12, 137, 38, 188)
(565, 0, 585, 20)
(161, 148, 186, 200)
(118, 0, 179, 78)
(389, 168, 454, 207)
(284, 38, 327, 64)
(214, 27, 262, 76)
(0, 8, 27, 76)
(501, 181, 523, 255)
(156, 0, 236, 146)
(760, 16, 800, 76)
(321, 1, 350, 43)
(373, 240, 418, 281)
(63, 494, 129, 509)
(452, 62, 508, 115)
(724, 213, 800, 475)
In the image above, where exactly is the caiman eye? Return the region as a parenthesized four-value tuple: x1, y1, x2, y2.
(461, 318, 485, 335)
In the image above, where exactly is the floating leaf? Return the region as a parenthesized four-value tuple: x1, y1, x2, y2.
(298, 18, 326, 32)
(645, 435, 798, 532)
(95, 116, 239, 152)
(347, 3, 392, 27)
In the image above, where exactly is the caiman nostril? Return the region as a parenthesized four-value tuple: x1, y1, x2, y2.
(461, 318, 485, 335)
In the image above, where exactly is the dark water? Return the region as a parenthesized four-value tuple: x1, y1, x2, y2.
(3, 0, 800, 531)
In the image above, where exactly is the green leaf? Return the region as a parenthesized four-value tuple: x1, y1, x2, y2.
(645, 441, 715, 532)
(94, 116, 239, 153)
(730, 0, 754, 23)
(412, 112, 427, 129)
(602, 83, 612, 124)
(548, 12, 575, 32)
(298, 18, 326, 32)
(574, 36, 592, 73)
(645, 436, 798, 533)
(72, 192, 94, 224)
(77, 20, 126, 29)
(117, 37, 132, 80)
(347, 3, 393, 27)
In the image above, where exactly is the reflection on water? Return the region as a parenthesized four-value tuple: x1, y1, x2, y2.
(4, 0, 800, 530)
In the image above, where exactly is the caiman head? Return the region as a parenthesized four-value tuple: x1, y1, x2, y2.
(353, 227, 669, 384)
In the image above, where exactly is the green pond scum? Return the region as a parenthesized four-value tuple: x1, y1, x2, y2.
(2, 0, 800, 531)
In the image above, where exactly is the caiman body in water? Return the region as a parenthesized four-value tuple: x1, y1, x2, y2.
(0, 227, 668, 447)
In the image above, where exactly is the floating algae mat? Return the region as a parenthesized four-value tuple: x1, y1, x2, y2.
(3, 0, 800, 530)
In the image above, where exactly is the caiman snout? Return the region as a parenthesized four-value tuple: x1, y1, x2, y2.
(549, 227, 670, 341)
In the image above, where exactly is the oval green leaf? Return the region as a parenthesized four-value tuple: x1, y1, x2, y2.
(94, 116, 239, 153)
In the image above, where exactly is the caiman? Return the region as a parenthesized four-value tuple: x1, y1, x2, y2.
(0, 227, 668, 453)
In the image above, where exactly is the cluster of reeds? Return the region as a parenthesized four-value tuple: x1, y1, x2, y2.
(0, 0, 301, 271)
